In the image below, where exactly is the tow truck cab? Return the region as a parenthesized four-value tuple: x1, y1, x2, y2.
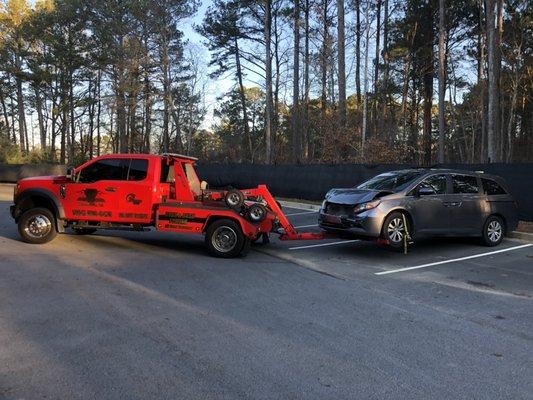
(12, 154, 198, 225)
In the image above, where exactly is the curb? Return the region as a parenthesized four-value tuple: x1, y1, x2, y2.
(278, 200, 321, 212)
(509, 231, 533, 244)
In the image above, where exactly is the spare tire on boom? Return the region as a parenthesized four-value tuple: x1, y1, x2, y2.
(225, 189, 245, 209)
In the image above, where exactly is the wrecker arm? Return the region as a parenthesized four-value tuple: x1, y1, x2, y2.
(240, 185, 328, 241)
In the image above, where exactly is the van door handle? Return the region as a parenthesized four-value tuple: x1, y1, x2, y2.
(444, 201, 461, 207)
(105, 187, 117, 192)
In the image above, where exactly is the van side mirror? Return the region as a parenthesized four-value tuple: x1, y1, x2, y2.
(200, 181, 208, 191)
(418, 186, 436, 196)
(66, 166, 75, 181)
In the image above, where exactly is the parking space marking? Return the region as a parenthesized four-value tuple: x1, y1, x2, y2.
(375, 244, 533, 276)
(289, 240, 360, 250)
(294, 224, 319, 229)
(285, 211, 318, 216)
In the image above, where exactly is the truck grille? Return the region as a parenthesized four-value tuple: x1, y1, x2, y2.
(325, 202, 354, 217)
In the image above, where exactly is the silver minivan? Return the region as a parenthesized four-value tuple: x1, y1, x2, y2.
(318, 169, 519, 248)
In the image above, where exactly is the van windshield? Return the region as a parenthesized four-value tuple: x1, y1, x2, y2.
(357, 171, 424, 192)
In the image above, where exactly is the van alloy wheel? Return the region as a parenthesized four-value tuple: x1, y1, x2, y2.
(387, 217, 405, 243)
(487, 220, 502, 243)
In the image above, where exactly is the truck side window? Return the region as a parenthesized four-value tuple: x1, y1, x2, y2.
(127, 159, 148, 181)
(452, 175, 479, 194)
(78, 159, 127, 183)
(482, 178, 507, 195)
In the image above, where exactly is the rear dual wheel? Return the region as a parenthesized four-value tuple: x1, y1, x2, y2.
(205, 219, 250, 258)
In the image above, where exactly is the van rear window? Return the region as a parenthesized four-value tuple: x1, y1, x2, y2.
(482, 178, 507, 195)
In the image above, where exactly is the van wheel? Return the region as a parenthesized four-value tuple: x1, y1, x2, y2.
(18, 207, 57, 244)
(382, 212, 410, 250)
(205, 219, 249, 258)
(482, 216, 504, 246)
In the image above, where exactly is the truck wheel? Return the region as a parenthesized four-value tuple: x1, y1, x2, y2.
(72, 227, 97, 235)
(247, 204, 267, 223)
(205, 219, 248, 258)
(225, 189, 245, 209)
(482, 215, 504, 247)
(18, 207, 58, 244)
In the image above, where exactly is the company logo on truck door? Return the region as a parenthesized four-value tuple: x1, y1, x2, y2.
(77, 188, 105, 206)
(126, 193, 142, 205)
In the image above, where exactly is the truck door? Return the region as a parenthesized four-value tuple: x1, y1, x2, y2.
(62, 158, 126, 222)
(115, 158, 153, 224)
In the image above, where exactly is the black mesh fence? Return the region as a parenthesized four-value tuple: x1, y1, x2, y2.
(196, 163, 533, 222)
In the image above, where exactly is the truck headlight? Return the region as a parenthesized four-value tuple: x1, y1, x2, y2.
(354, 200, 380, 214)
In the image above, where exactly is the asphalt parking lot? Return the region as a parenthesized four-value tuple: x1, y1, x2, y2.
(1, 184, 532, 400)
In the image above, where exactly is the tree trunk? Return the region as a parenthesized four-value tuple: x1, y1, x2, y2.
(234, 40, 253, 162)
(265, 0, 273, 164)
(337, 0, 346, 128)
(437, 0, 446, 163)
(15, 54, 27, 154)
(292, 0, 301, 162)
(303, 0, 310, 160)
(361, 4, 370, 158)
(373, 0, 382, 94)
(96, 70, 102, 156)
(486, 0, 497, 163)
(321, 0, 329, 120)
(355, 0, 361, 105)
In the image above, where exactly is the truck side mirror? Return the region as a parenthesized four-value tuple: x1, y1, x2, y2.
(200, 181, 208, 191)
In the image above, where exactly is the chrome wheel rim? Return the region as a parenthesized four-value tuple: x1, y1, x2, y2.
(387, 217, 405, 243)
(212, 226, 238, 253)
(24, 214, 52, 239)
(227, 192, 241, 207)
(487, 220, 502, 242)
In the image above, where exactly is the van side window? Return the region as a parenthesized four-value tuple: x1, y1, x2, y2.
(419, 175, 447, 195)
(482, 178, 507, 195)
(452, 175, 479, 194)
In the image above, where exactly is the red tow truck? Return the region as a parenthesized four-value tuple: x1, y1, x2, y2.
(10, 153, 324, 257)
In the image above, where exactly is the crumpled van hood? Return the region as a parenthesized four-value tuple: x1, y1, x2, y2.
(325, 188, 393, 205)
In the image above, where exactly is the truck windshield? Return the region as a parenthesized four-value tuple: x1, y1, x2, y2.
(357, 171, 424, 192)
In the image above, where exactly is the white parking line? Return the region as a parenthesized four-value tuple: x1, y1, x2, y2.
(285, 211, 317, 216)
(294, 224, 319, 229)
(375, 244, 533, 276)
(289, 240, 360, 250)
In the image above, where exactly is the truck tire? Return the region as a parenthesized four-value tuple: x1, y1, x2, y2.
(18, 207, 58, 244)
(247, 204, 267, 223)
(225, 189, 245, 209)
(205, 219, 249, 258)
